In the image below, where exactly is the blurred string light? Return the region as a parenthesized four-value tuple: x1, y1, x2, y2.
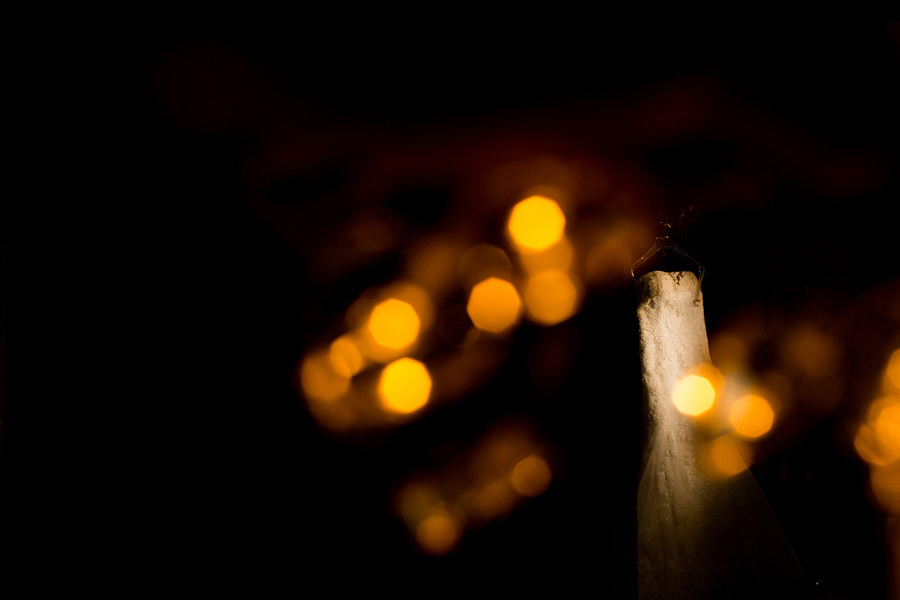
(669, 362, 780, 480)
(393, 422, 555, 555)
(466, 277, 523, 335)
(378, 358, 432, 414)
(855, 348, 900, 516)
(673, 374, 717, 417)
(298, 190, 599, 432)
(368, 298, 420, 350)
(730, 394, 775, 439)
(507, 195, 566, 253)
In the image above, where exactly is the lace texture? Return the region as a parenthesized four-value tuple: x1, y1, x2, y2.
(636, 271, 806, 600)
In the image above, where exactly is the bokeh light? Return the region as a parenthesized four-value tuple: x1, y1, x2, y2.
(300, 351, 349, 402)
(730, 394, 775, 438)
(396, 482, 441, 525)
(510, 454, 552, 497)
(368, 298, 421, 350)
(467, 277, 523, 334)
(673, 374, 716, 416)
(473, 480, 516, 519)
(329, 335, 364, 378)
(705, 434, 750, 479)
(507, 196, 566, 253)
(378, 358, 432, 414)
(522, 269, 580, 326)
(887, 348, 900, 390)
(416, 509, 461, 555)
(874, 401, 900, 461)
(869, 463, 900, 514)
(780, 326, 841, 379)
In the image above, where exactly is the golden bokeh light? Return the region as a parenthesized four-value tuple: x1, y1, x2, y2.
(673, 374, 716, 417)
(870, 463, 900, 514)
(510, 455, 552, 497)
(329, 336, 364, 378)
(416, 510, 461, 555)
(467, 277, 523, 334)
(522, 270, 580, 326)
(473, 480, 516, 519)
(780, 326, 840, 379)
(887, 348, 900, 390)
(396, 483, 441, 525)
(378, 358, 432, 414)
(730, 394, 775, 438)
(706, 435, 750, 479)
(855, 423, 893, 467)
(507, 196, 566, 253)
(300, 351, 349, 402)
(368, 298, 421, 350)
(874, 402, 900, 461)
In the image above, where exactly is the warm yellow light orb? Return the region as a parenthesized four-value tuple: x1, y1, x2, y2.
(473, 480, 515, 519)
(874, 402, 900, 462)
(673, 374, 716, 416)
(299, 352, 349, 402)
(328, 336, 364, 378)
(522, 269, 579, 325)
(416, 511, 460, 555)
(730, 394, 775, 438)
(378, 358, 432, 414)
(706, 435, 749, 479)
(368, 298, 420, 350)
(510, 455, 552, 497)
(507, 196, 566, 252)
(467, 277, 523, 334)
(887, 348, 900, 390)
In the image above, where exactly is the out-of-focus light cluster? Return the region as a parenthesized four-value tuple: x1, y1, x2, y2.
(298, 186, 652, 433)
(671, 363, 777, 480)
(466, 277, 522, 334)
(507, 195, 566, 253)
(856, 348, 900, 515)
(393, 423, 555, 555)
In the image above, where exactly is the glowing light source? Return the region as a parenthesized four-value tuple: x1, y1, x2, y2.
(396, 483, 440, 525)
(329, 336, 364, 378)
(507, 196, 566, 253)
(510, 455, 552, 497)
(874, 402, 900, 461)
(368, 298, 420, 350)
(378, 358, 432, 414)
(522, 269, 579, 325)
(706, 435, 750, 479)
(473, 480, 515, 519)
(730, 394, 775, 438)
(870, 463, 900, 514)
(416, 510, 461, 555)
(300, 352, 349, 402)
(466, 277, 523, 334)
(887, 348, 900, 390)
(673, 374, 716, 416)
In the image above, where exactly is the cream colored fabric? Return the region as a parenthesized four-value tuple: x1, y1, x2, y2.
(636, 271, 805, 599)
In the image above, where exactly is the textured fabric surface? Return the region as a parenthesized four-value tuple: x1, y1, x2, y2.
(636, 271, 806, 600)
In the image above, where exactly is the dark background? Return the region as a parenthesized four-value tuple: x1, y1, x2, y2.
(6, 15, 900, 597)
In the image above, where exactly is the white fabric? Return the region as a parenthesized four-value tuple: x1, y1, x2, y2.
(636, 271, 806, 599)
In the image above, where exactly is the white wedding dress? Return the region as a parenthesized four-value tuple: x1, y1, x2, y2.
(636, 271, 807, 599)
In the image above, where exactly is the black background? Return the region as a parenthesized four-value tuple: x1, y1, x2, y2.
(6, 14, 900, 597)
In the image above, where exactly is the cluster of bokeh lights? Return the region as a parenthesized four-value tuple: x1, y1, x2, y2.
(671, 363, 777, 480)
(855, 349, 900, 515)
(298, 193, 587, 432)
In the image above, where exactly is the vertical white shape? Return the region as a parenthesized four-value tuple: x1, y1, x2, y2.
(636, 271, 805, 600)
